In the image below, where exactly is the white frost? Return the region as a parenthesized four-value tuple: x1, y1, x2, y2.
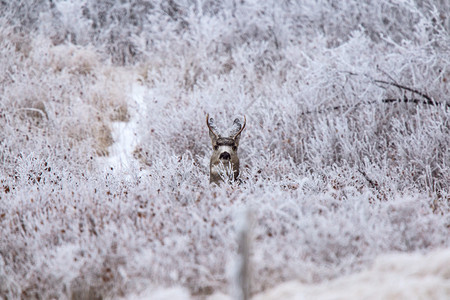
(98, 83, 149, 179)
(249, 249, 450, 300)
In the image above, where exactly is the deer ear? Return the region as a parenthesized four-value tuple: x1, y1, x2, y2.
(209, 129, 218, 142)
(206, 114, 219, 141)
(230, 116, 246, 141)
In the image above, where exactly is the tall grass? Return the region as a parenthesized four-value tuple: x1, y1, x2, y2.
(0, 0, 449, 298)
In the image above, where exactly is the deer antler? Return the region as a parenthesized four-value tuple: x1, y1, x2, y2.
(231, 115, 246, 139)
(206, 114, 219, 139)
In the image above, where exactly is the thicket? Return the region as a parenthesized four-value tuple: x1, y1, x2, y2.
(0, 0, 449, 298)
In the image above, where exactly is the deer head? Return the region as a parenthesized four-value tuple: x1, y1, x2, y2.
(206, 114, 246, 185)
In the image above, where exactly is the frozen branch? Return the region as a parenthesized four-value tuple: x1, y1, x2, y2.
(234, 209, 252, 300)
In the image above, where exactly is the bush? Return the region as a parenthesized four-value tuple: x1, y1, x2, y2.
(0, 0, 449, 298)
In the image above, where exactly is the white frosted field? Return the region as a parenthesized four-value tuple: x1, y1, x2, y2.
(124, 248, 450, 299)
(0, 1, 449, 299)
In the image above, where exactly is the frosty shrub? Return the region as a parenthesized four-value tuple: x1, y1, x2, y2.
(0, 0, 449, 299)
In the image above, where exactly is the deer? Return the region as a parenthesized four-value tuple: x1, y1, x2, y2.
(206, 114, 246, 185)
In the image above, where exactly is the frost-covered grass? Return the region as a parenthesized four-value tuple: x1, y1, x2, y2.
(0, 0, 449, 299)
(249, 248, 450, 300)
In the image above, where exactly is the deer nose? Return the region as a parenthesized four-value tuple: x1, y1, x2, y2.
(219, 152, 231, 160)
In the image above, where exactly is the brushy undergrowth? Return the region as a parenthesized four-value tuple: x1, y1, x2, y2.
(0, 0, 449, 299)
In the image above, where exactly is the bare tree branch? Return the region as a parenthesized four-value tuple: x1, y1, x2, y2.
(373, 79, 435, 104)
(300, 73, 450, 116)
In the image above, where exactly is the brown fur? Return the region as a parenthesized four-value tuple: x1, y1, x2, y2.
(206, 114, 246, 185)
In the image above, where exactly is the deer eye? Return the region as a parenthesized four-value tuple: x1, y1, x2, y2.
(214, 145, 219, 150)
(232, 146, 237, 151)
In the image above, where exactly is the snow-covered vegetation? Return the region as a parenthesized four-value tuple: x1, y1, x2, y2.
(249, 248, 450, 300)
(0, 0, 449, 299)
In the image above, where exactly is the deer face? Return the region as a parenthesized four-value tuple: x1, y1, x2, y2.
(207, 114, 246, 184)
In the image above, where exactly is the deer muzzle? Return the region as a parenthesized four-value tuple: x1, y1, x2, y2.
(219, 151, 231, 160)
